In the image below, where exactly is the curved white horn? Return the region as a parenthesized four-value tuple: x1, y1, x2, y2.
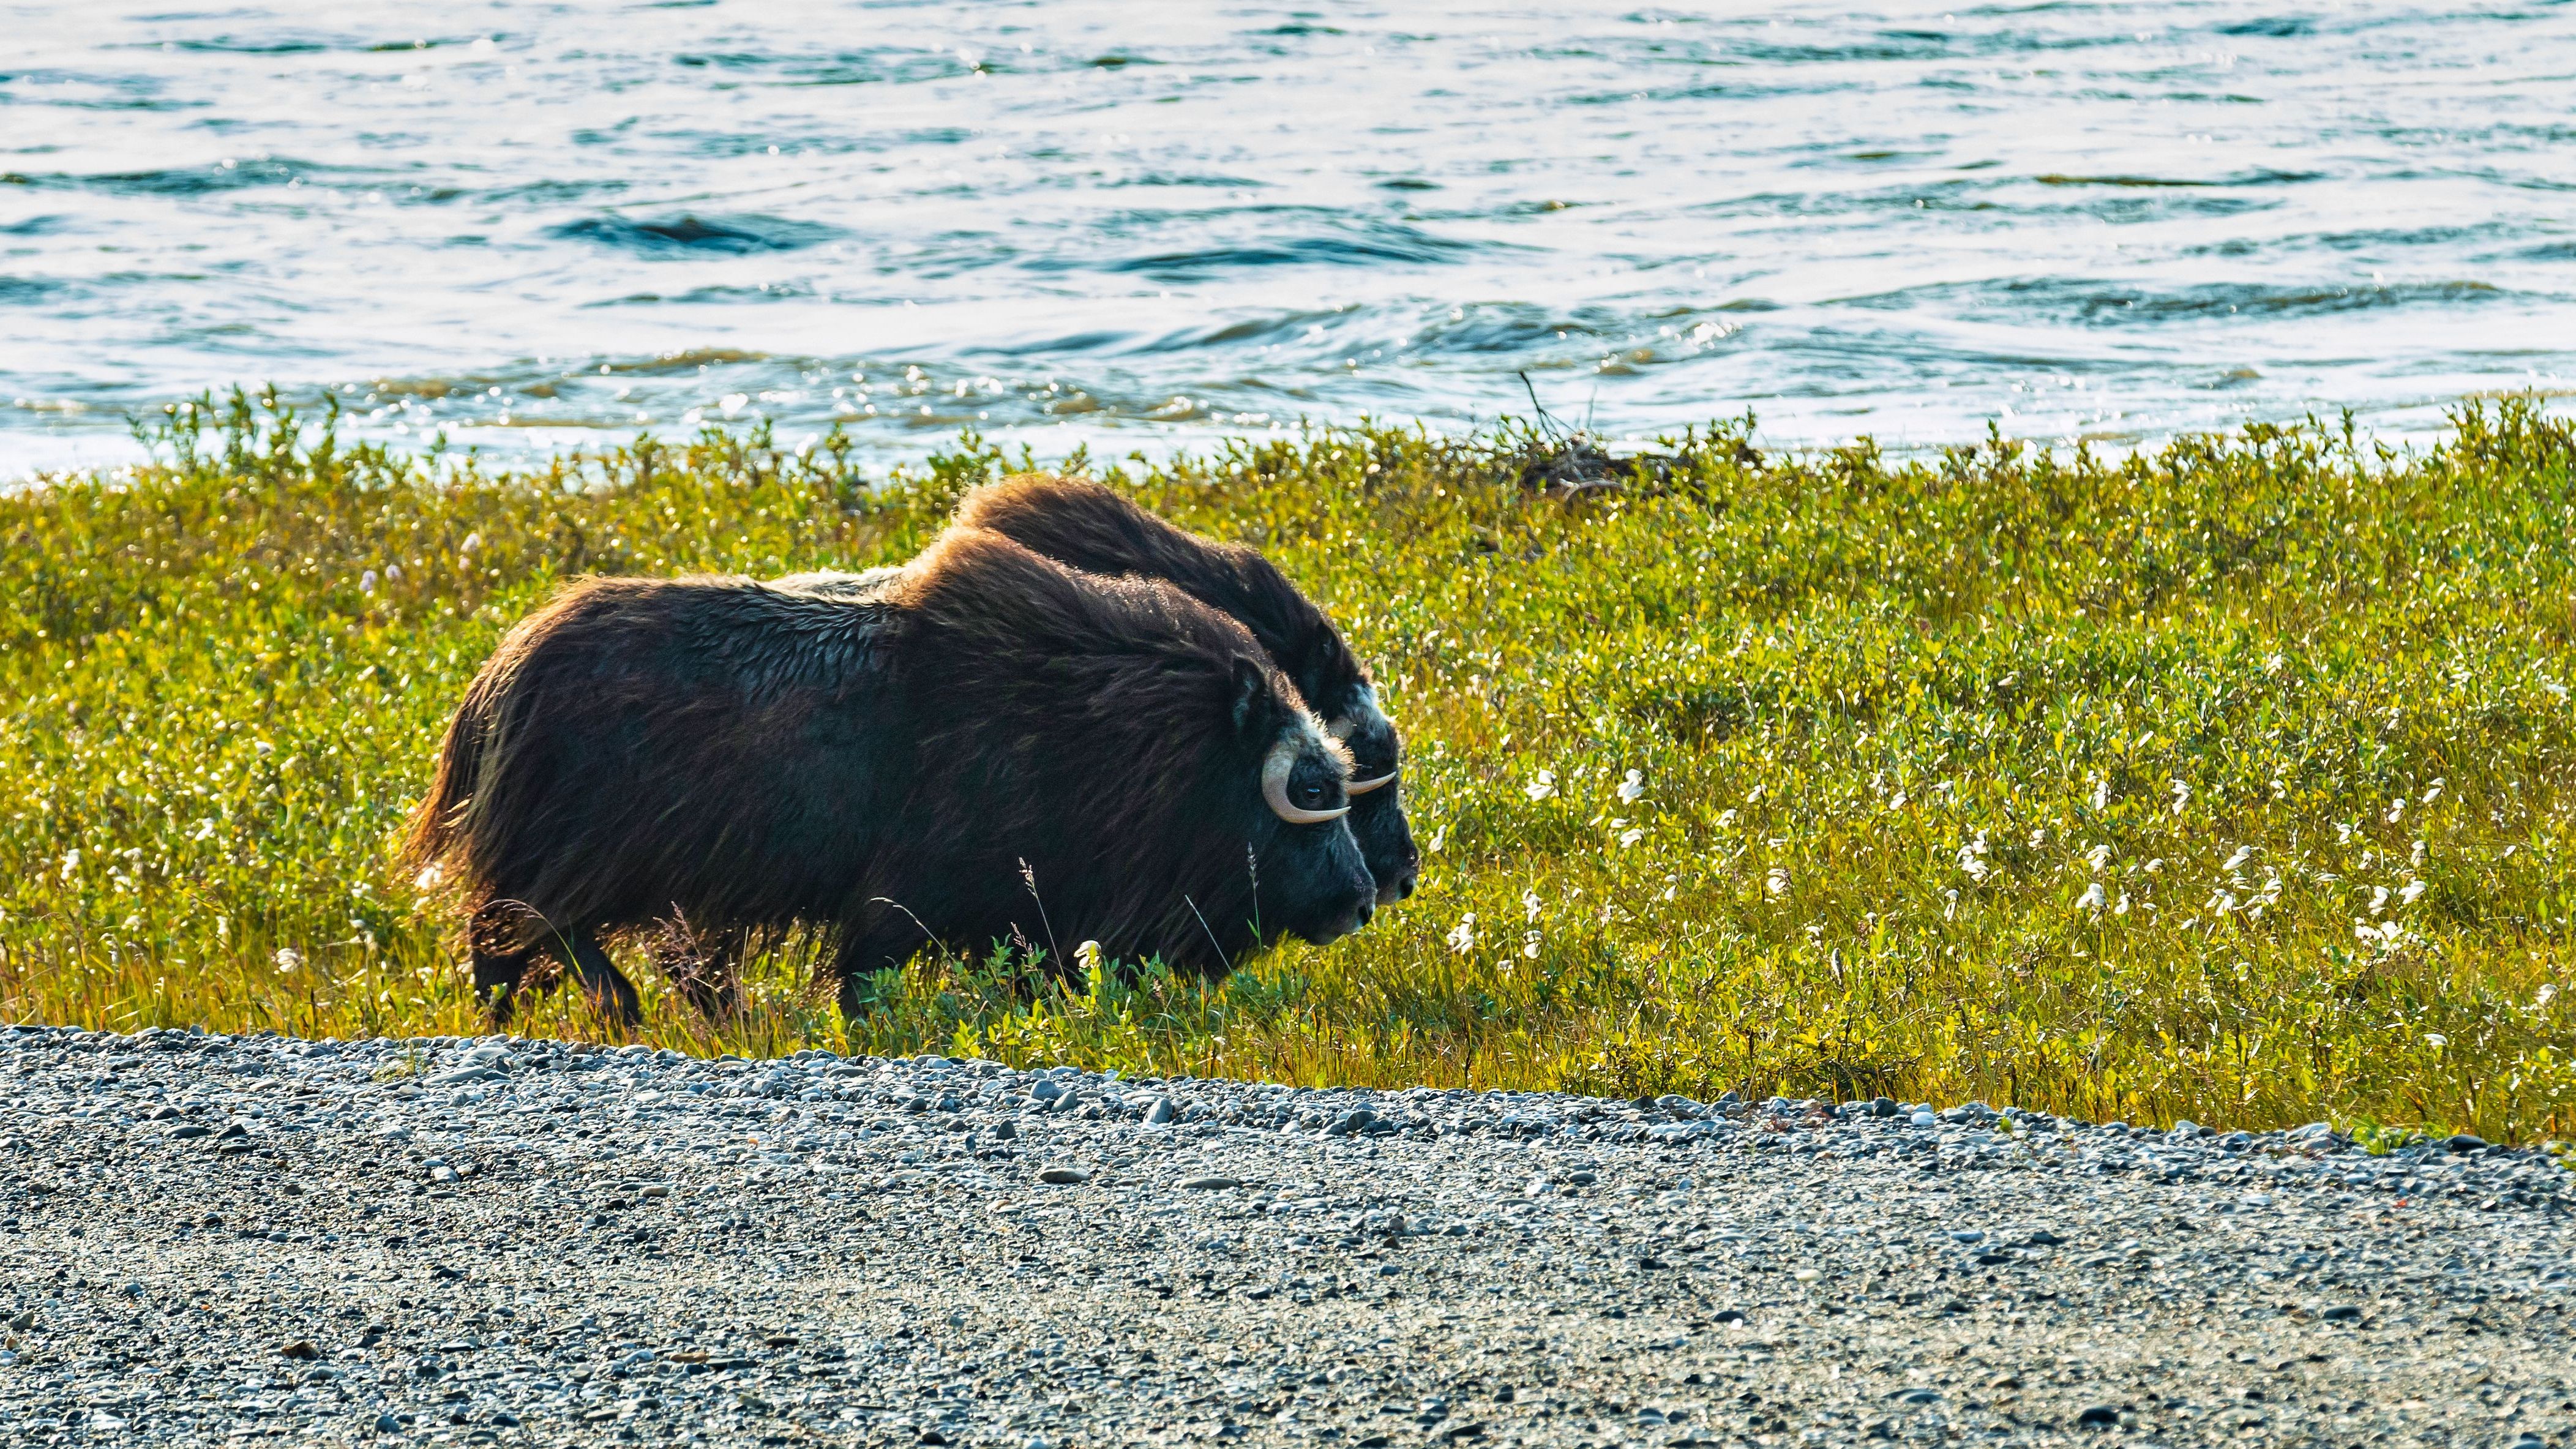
(1345, 769, 1398, 796)
(1264, 743, 1351, 825)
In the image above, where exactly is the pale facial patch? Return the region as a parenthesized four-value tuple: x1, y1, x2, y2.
(1325, 688, 1395, 793)
(1298, 710, 1355, 776)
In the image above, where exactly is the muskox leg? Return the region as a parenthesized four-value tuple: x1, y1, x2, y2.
(541, 926, 643, 1031)
(467, 900, 540, 1026)
(830, 915, 930, 1024)
(650, 918, 748, 1021)
(471, 945, 537, 1025)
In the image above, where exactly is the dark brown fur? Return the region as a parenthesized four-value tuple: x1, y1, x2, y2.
(405, 528, 1375, 1027)
(954, 475, 1420, 902)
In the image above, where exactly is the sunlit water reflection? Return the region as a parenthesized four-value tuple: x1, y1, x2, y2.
(4, 0, 2572, 475)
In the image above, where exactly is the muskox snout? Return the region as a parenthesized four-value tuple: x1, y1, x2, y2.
(1376, 852, 1421, 905)
(1305, 893, 1372, 948)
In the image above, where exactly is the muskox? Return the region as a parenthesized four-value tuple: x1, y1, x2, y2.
(951, 475, 1421, 904)
(402, 527, 1379, 1025)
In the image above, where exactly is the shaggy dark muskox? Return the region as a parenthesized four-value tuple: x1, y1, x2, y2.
(950, 475, 1420, 904)
(403, 527, 1379, 1025)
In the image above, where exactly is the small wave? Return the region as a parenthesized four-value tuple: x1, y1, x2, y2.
(165, 37, 337, 54)
(51, 159, 326, 197)
(547, 214, 842, 258)
(1844, 277, 2510, 325)
(2215, 17, 2313, 37)
(2075, 280, 2507, 323)
(608, 349, 776, 375)
(2035, 169, 2321, 188)
(485, 179, 635, 207)
(591, 282, 819, 306)
(1098, 228, 1481, 282)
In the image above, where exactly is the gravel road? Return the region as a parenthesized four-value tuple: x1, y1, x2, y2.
(4, 1026, 2573, 1449)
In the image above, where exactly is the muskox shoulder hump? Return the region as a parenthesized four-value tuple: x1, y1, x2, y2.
(953, 474, 1370, 716)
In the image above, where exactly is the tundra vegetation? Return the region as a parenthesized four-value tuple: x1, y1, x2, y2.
(3, 392, 2574, 1142)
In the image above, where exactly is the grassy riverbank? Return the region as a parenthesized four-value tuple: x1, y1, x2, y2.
(6, 393, 2575, 1140)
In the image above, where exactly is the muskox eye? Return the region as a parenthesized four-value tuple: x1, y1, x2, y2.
(1294, 781, 1328, 808)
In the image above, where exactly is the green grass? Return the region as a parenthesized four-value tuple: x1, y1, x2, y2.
(6, 390, 2576, 1141)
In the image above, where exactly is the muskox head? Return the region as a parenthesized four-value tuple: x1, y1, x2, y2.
(1317, 683, 1420, 907)
(1226, 658, 1380, 949)
(948, 474, 1423, 910)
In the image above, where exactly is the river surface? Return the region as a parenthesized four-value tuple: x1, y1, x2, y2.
(4, 1, 2572, 476)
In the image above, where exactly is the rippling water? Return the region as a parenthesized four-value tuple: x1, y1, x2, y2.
(5, 1, 2572, 475)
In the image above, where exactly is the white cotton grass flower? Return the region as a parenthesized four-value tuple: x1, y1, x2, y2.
(1447, 914, 1477, 953)
(413, 863, 445, 891)
(2421, 778, 2444, 804)
(2089, 777, 2108, 812)
(2411, 838, 2427, 868)
(2170, 779, 2191, 814)
(2336, 822, 2354, 845)
(2222, 845, 2252, 874)
(359, 568, 378, 594)
(2424, 1033, 2447, 1049)
(1522, 930, 1542, 960)
(2086, 842, 2111, 871)
(1524, 769, 1557, 802)
(2370, 885, 2390, 916)
(1618, 826, 1644, 848)
(1425, 826, 1446, 854)
(1616, 769, 1646, 804)
(274, 948, 304, 973)
(2399, 879, 2427, 907)
(59, 849, 81, 882)
(1956, 832, 1990, 882)
(2114, 891, 2131, 916)
(2386, 795, 2405, 824)
(1522, 889, 1543, 924)
(1715, 808, 1739, 829)
(1765, 866, 1789, 899)
(1074, 940, 1104, 973)
(2076, 882, 2106, 913)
